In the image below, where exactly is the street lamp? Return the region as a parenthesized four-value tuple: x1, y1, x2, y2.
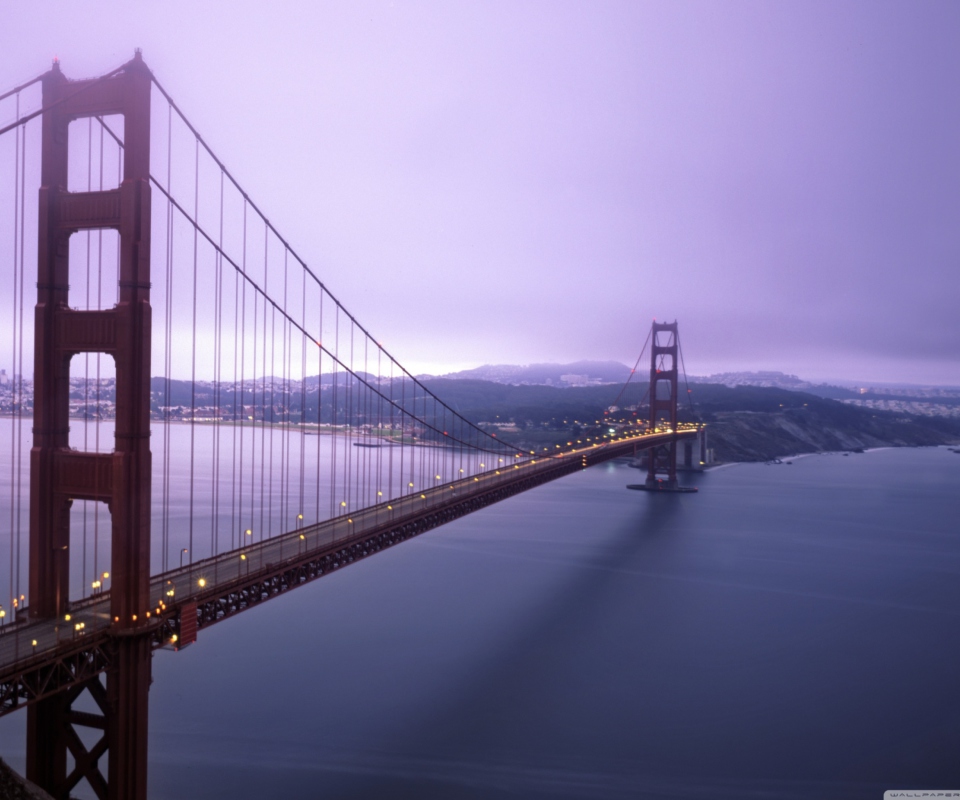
(180, 548, 188, 569)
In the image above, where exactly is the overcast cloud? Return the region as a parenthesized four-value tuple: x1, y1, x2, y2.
(1, 0, 958, 384)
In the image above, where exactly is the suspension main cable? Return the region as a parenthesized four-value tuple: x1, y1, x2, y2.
(609, 325, 653, 412)
(92, 112, 520, 458)
(0, 73, 43, 104)
(0, 63, 126, 138)
(143, 79, 513, 455)
(677, 331, 700, 423)
(150, 172, 514, 454)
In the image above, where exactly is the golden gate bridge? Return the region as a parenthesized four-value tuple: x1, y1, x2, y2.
(0, 53, 701, 799)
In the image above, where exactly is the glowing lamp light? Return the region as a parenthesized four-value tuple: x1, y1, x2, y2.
(198, 578, 207, 588)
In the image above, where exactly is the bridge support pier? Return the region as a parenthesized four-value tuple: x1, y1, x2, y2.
(106, 638, 152, 800)
(25, 695, 68, 796)
(25, 639, 151, 800)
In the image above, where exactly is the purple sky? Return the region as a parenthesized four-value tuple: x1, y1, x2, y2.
(2, 1, 958, 384)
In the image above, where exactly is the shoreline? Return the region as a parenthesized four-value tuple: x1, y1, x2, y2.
(704, 443, 952, 471)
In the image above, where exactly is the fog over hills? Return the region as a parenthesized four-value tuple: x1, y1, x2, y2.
(428, 363, 838, 390)
(416, 363, 960, 394)
(430, 360, 633, 387)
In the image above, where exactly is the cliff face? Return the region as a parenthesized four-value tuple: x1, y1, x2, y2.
(0, 758, 54, 800)
(706, 407, 959, 463)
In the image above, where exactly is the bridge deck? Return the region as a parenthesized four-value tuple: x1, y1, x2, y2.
(0, 428, 698, 715)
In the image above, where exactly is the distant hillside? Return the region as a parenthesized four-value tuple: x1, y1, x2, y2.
(434, 360, 632, 386)
(419, 378, 960, 461)
(688, 370, 859, 399)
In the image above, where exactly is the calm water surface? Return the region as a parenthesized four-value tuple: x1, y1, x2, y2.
(2, 446, 959, 799)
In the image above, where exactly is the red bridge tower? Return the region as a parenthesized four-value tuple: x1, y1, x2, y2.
(27, 53, 153, 800)
(646, 321, 681, 490)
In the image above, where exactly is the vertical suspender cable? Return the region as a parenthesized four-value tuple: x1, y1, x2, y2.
(8, 94, 20, 610)
(260, 228, 270, 535)
(301, 270, 308, 523)
(94, 119, 104, 584)
(188, 138, 199, 562)
(15, 108, 27, 606)
(213, 170, 225, 560)
(250, 228, 258, 541)
(238, 200, 247, 550)
(82, 117, 92, 597)
(258, 227, 267, 539)
(162, 102, 173, 572)
(281, 249, 288, 534)
(230, 204, 240, 552)
(331, 305, 338, 515)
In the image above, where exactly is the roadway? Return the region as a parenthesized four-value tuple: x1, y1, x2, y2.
(0, 425, 699, 714)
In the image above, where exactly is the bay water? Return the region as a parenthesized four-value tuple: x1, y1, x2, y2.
(1, 445, 959, 798)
